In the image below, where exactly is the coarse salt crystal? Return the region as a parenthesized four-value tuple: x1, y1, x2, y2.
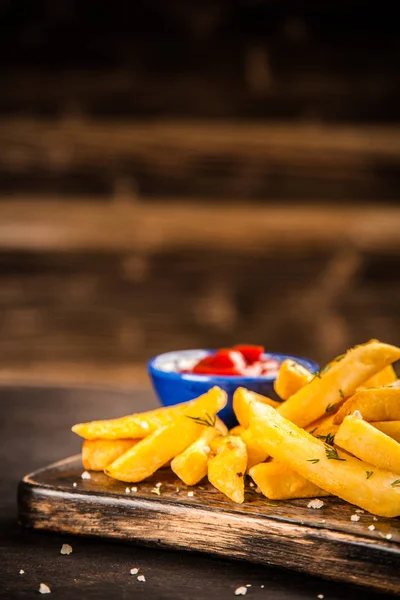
(249, 482, 255, 487)
(356, 509, 364, 514)
(60, 543, 73, 555)
(350, 514, 360, 522)
(352, 410, 363, 419)
(261, 585, 264, 588)
(368, 525, 376, 531)
(140, 422, 149, 430)
(187, 491, 194, 497)
(125, 487, 130, 494)
(81, 471, 91, 480)
(39, 583, 51, 594)
(19, 570, 24, 575)
(386, 533, 393, 540)
(130, 568, 139, 575)
(317, 595, 324, 599)
(246, 584, 251, 587)
(234, 586, 247, 596)
(155, 482, 162, 488)
(72, 482, 77, 488)
(321, 519, 326, 524)
(131, 487, 137, 493)
(137, 575, 146, 582)
(373, 516, 378, 521)
(307, 499, 324, 509)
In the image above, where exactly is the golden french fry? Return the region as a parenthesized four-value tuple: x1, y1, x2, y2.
(215, 417, 228, 436)
(82, 439, 138, 471)
(233, 387, 280, 428)
(372, 421, 400, 443)
(208, 436, 247, 504)
(335, 414, 400, 474)
(274, 359, 313, 401)
(240, 428, 268, 469)
(334, 385, 400, 424)
(249, 400, 400, 517)
(105, 388, 227, 482)
(360, 365, 397, 390)
(278, 340, 400, 428)
(229, 425, 245, 436)
(72, 386, 226, 440)
(306, 413, 339, 439)
(249, 461, 329, 500)
(171, 427, 221, 486)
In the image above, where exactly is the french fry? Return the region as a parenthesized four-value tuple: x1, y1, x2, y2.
(72, 386, 226, 440)
(249, 400, 400, 517)
(240, 428, 268, 469)
(360, 365, 397, 390)
(334, 385, 400, 424)
(215, 417, 228, 436)
(82, 439, 138, 471)
(208, 436, 247, 504)
(249, 461, 329, 500)
(278, 340, 400, 428)
(171, 426, 221, 486)
(307, 413, 339, 439)
(233, 387, 280, 428)
(335, 414, 400, 474)
(105, 388, 227, 482)
(372, 421, 400, 443)
(274, 359, 313, 401)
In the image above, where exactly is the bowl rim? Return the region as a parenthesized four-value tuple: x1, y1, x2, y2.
(147, 349, 319, 383)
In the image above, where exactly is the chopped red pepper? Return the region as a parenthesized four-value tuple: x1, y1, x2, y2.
(182, 345, 279, 377)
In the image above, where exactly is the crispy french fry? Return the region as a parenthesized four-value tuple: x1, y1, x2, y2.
(82, 439, 138, 471)
(249, 461, 329, 500)
(208, 436, 247, 503)
(372, 421, 400, 443)
(274, 359, 313, 401)
(240, 428, 268, 469)
(249, 400, 400, 517)
(335, 414, 400, 474)
(233, 387, 280, 428)
(229, 425, 245, 436)
(334, 385, 400, 424)
(278, 340, 400, 428)
(171, 426, 221, 486)
(360, 365, 397, 390)
(72, 386, 226, 440)
(105, 388, 227, 482)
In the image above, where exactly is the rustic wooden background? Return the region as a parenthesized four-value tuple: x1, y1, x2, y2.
(0, 1, 399, 386)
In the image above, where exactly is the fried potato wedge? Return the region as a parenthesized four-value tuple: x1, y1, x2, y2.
(105, 388, 227, 482)
(249, 400, 400, 517)
(82, 439, 139, 471)
(72, 386, 226, 440)
(233, 387, 280, 428)
(249, 461, 329, 500)
(360, 365, 397, 390)
(372, 421, 400, 443)
(171, 426, 221, 486)
(208, 435, 247, 503)
(240, 427, 268, 469)
(278, 340, 400, 428)
(274, 359, 313, 401)
(335, 414, 400, 474)
(334, 385, 400, 425)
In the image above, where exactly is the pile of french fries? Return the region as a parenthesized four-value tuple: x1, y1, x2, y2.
(72, 339, 400, 517)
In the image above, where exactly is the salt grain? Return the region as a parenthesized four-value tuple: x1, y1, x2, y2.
(373, 516, 378, 521)
(321, 519, 326, 524)
(307, 499, 324, 509)
(81, 471, 91, 480)
(19, 570, 24, 575)
(368, 525, 376, 531)
(72, 482, 77, 488)
(39, 583, 51, 594)
(155, 482, 162, 488)
(249, 482, 255, 488)
(60, 543, 73, 555)
(187, 491, 194, 497)
(317, 595, 324, 599)
(350, 514, 360, 522)
(137, 575, 146, 582)
(125, 487, 130, 494)
(130, 568, 139, 575)
(131, 487, 137, 493)
(352, 410, 363, 419)
(386, 533, 393, 540)
(356, 509, 364, 514)
(234, 586, 247, 596)
(261, 585, 264, 588)
(246, 584, 252, 587)
(140, 422, 149, 430)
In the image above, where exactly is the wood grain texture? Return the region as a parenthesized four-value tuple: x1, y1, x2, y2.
(19, 455, 400, 594)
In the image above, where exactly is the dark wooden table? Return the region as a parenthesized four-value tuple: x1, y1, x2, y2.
(0, 385, 393, 599)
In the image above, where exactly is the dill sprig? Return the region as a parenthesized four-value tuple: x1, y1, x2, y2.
(366, 471, 374, 480)
(338, 389, 345, 400)
(325, 445, 346, 461)
(186, 412, 216, 427)
(325, 403, 338, 413)
(391, 479, 400, 487)
(317, 432, 335, 446)
(307, 458, 319, 464)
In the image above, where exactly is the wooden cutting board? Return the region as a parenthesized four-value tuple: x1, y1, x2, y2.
(18, 455, 400, 594)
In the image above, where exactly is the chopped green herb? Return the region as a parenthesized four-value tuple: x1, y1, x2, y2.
(307, 458, 320, 464)
(325, 403, 337, 413)
(391, 479, 400, 487)
(317, 433, 335, 446)
(366, 471, 374, 480)
(308, 427, 318, 436)
(332, 353, 345, 364)
(186, 413, 216, 427)
(338, 389, 345, 400)
(325, 445, 346, 461)
(312, 370, 322, 380)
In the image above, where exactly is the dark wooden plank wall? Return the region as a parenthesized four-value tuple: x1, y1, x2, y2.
(0, 1, 399, 382)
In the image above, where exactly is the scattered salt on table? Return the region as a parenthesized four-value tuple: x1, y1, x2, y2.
(39, 583, 51, 594)
(60, 543, 73, 555)
(307, 499, 324, 509)
(350, 514, 360, 522)
(137, 575, 146, 582)
(81, 471, 91, 480)
(130, 568, 139, 575)
(234, 587, 247, 596)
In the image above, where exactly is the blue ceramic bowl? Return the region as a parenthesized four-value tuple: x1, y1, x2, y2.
(148, 349, 319, 427)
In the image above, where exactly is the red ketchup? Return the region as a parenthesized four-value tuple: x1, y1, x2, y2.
(182, 345, 279, 377)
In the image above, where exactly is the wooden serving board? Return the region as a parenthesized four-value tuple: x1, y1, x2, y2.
(18, 456, 400, 595)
